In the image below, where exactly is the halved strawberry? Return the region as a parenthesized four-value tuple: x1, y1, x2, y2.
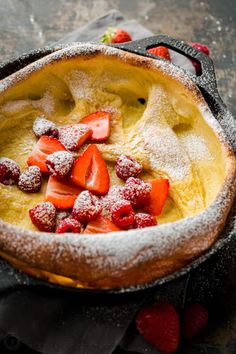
(45, 176, 83, 209)
(27, 135, 66, 173)
(58, 124, 92, 151)
(145, 179, 170, 216)
(80, 111, 110, 141)
(71, 144, 110, 195)
(84, 216, 121, 234)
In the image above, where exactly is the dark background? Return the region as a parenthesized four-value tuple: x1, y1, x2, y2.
(0, 1, 235, 353)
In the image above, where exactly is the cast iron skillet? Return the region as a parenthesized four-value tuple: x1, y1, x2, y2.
(0, 35, 234, 295)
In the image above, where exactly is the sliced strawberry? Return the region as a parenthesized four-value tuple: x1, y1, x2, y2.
(84, 216, 121, 234)
(27, 135, 66, 173)
(58, 124, 92, 151)
(45, 176, 83, 209)
(80, 111, 110, 141)
(145, 179, 170, 216)
(71, 144, 110, 195)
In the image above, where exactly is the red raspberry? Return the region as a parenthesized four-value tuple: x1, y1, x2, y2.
(56, 210, 71, 228)
(111, 200, 134, 229)
(122, 177, 151, 206)
(46, 151, 74, 179)
(33, 117, 58, 138)
(29, 201, 56, 232)
(72, 190, 102, 223)
(56, 218, 81, 233)
(183, 303, 208, 339)
(18, 166, 42, 193)
(0, 157, 20, 185)
(133, 213, 157, 228)
(115, 154, 142, 180)
(100, 185, 125, 216)
(136, 301, 180, 354)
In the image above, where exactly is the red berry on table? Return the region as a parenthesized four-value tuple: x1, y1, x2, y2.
(189, 42, 210, 56)
(133, 213, 157, 228)
(56, 218, 81, 234)
(101, 27, 132, 44)
(111, 200, 135, 229)
(27, 135, 66, 173)
(183, 303, 209, 339)
(80, 111, 111, 142)
(122, 177, 151, 207)
(33, 117, 58, 138)
(0, 157, 20, 185)
(29, 201, 56, 232)
(115, 155, 143, 181)
(148, 46, 171, 61)
(46, 151, 74, 179)
(71, 144, 110, 195)
(72, 190, 102, 223)
(18, 166, 42, 193)
(136, 301, 180, 354)
(58, 123, 92, 151)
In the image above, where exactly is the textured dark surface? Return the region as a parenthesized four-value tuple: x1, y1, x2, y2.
(0, 1, 235, 353)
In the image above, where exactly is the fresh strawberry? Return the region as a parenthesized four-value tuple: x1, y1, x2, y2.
(136, 301, 180, 354)
(115, 154, 142, 181)
(58, 124, 92, 151)
(80, 111, 110, 142)
(18, 166, 42, 193)
(0, 157, 20, 185)
(148, 46, 171, 61)
(133, 213, 157, 228)
(46, 151, 74, 179)
(101, 27, 132, 44)
(56, 218, 81, 234)
(29, 201, 56, 232)
(45, 176, 83, 209)
(71, 144, 110, 195)
(72, 190, 102, 223)
(145, 179, 170, 216)
(183, 303, 208, 339)
(122, 177, 151, 207)
(27, 135, 66, 173)
(111, 200, 134, 229)
(84, 215, 121, 234)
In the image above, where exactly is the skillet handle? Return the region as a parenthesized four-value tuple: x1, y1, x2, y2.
(112, 35, 224, 108)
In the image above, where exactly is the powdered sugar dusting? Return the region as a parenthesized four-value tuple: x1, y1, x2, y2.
(179, 133, 213, 161)
(32, 91, 55, 115)
(33, 117, 58, 137)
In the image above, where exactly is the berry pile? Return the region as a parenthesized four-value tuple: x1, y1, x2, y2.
(1, 112, 170, 234)
(136, 300, 209, 353)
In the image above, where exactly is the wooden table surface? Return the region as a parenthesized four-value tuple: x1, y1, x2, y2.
(0, 1, 235, 353)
